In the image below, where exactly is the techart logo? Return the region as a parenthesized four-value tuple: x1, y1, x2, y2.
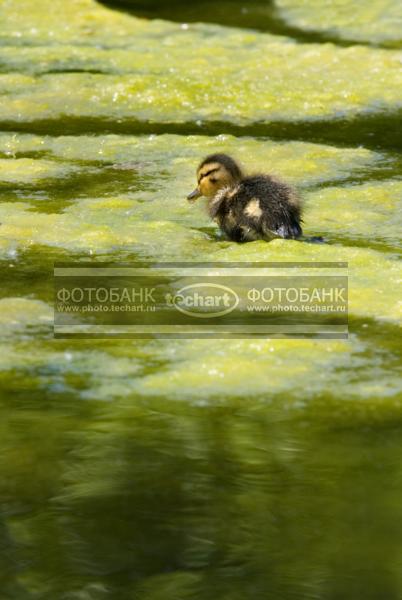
(166, 284, 239, 318)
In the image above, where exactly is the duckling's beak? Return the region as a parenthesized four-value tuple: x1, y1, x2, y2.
(187, 188, 202, 202)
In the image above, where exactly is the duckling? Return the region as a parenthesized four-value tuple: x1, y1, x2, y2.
(187, 153, 302, 242)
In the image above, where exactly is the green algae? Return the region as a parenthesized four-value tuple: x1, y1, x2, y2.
(0, 132, 387, 215)
(0, 157, 80, 185)
(0, 132, 387, 252)
(2, 198, 401, 322)
(103, 0, 402, 50)
(1, 46, 401, 125)
(132, 334, 402, 403)
(0, 132, 383, 185)
(277, 0, 402, 47)
(0, 297, 52, 330)
(2, 308, 400, 405)
(306, 179, 402, 251)
(1, 0, 402, 126)
(0, 133, 399, 413)
(0, 0, 159, 47)
(211, 241, 401, 322)
(0, 134, 400, 327)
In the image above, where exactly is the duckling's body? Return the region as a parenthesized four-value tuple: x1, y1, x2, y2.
(187, 154, 302, 242)
(209, 174, 302, 242)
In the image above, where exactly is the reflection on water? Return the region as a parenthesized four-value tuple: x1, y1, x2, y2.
(2, 397, 402, 599)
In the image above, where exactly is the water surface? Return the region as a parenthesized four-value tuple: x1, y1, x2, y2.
(0, 0, 401, 598)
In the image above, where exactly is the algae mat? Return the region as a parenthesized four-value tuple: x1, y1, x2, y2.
(277, 0, 402, 47)
(1, 0, 402, 126)
(0, 133, 401, 323)
(106, 0, 402, 50)
(0, 0, 402, 598)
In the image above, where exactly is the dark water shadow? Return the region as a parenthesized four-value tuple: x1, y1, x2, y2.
(98, 0, 402, 49)
(0, 245, 159, 305)
(1, 109, 402, 152)
(0, 161, 156, 213)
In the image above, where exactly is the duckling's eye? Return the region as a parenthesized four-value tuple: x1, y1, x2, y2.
(210, 177, 217, 183)
(198, 167, 220, 184)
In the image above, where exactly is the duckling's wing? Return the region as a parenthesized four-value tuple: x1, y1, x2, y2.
(241, 176, 302, 240)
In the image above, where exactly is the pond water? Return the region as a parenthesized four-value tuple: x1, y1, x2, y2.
(0, 0, 401, 598)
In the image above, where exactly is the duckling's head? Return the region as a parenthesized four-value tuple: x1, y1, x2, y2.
(187, 153, 243, 201)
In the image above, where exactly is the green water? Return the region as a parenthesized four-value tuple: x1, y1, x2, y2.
(0, 0, 401, 598)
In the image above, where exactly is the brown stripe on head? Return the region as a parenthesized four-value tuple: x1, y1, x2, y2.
(197, 154, 243, 182)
